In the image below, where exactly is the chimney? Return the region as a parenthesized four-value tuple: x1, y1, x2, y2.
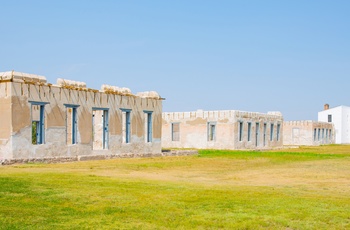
(324, 104, 329, 110)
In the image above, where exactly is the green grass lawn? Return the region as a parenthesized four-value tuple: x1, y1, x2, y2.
(1, 145, 350, 229)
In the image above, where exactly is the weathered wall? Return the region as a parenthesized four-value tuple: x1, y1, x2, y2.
(283, 121, 335, 146)
(162, 110, 283, 150)
(0, 72, 162, 160)
(0, 82, 12, 160)
(234, 111, 284, 149)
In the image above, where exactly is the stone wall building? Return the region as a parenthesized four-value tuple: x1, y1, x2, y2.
(162, 110, 284, 150)
(0, 71, 163, 161)
(283, 121, 335, 146)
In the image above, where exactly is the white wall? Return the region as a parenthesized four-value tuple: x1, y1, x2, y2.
(318, 106, 350, 144)
(342, 107, 350, 143)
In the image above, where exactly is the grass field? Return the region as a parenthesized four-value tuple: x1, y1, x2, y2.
(0, 145, 350, 229)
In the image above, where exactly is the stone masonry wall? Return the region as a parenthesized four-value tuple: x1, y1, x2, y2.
(162, 110, 283, 150)
(283, 121, 335, 146)
(0, 71, 163, 160)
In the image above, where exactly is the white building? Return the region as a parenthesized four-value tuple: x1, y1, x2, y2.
(318, 104, 350, 144)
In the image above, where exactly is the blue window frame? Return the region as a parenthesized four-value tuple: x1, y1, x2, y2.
(103, 110, 109, 149)
(121, 109, 131, 143)
(64, 104, 79, 145)
(144, 110, 153, 142)
(29, 101, 49, 145)
(126, 111, 131, 143)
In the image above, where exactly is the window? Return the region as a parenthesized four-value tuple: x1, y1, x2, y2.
(255, 122, 260, 146)
(270, 124, 274, 141)
(238, 122, 243, 141)
(92, 108, 109, 150)
(322, 128, 325, 140)
(325, 129, 328, 142)
(313, 128, 317, 141)
(65, 104, 79, 145)
(247, 122, 252, 141)
(318, 128, 321, 141)
(121, 109, 131, 143)
(32, 120, 40, 144)
(329, 129, 332, 140)
(30, 102, 48, 145)
(144, 111, 153, 142)
(328, 114, 332, 122)
(263, 123, 267, 146)
(208, 122, 216, 141)
(276, 124, 281, 141)
(171, 123, 180, 141)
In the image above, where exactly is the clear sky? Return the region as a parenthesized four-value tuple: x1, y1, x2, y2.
(1, 0, 349, 121)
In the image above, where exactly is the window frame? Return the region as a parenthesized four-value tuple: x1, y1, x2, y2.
(92, 107, 109, 149)
(328, 114, 332, 122)
(313, 128, 317, 141)
(247, 122, 252, 142)
(238, 121, 244, 142)
(263, 123, 267, 146)
(120, 108, 132, 143)
(171, 122, 180, 142)
(29, 101, 49, 145)
(276, 123, 281, 141)
(64, 104, 80, 145)
(144, 110, 153, 143)
(207, 122, 217, 142)
(270, 123, 274, 141)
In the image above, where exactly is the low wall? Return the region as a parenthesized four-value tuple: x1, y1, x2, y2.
(1, 150, 199, 165)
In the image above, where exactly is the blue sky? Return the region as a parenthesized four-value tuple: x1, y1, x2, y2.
(1, 0, 349, 120)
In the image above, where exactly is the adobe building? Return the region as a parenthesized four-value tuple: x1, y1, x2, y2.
(162, 110, 284, 150)
(0, 71, 163, 162)
(283, 121, 335, 146)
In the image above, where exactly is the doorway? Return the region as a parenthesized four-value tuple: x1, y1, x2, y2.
(92, 109, 109, 150)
